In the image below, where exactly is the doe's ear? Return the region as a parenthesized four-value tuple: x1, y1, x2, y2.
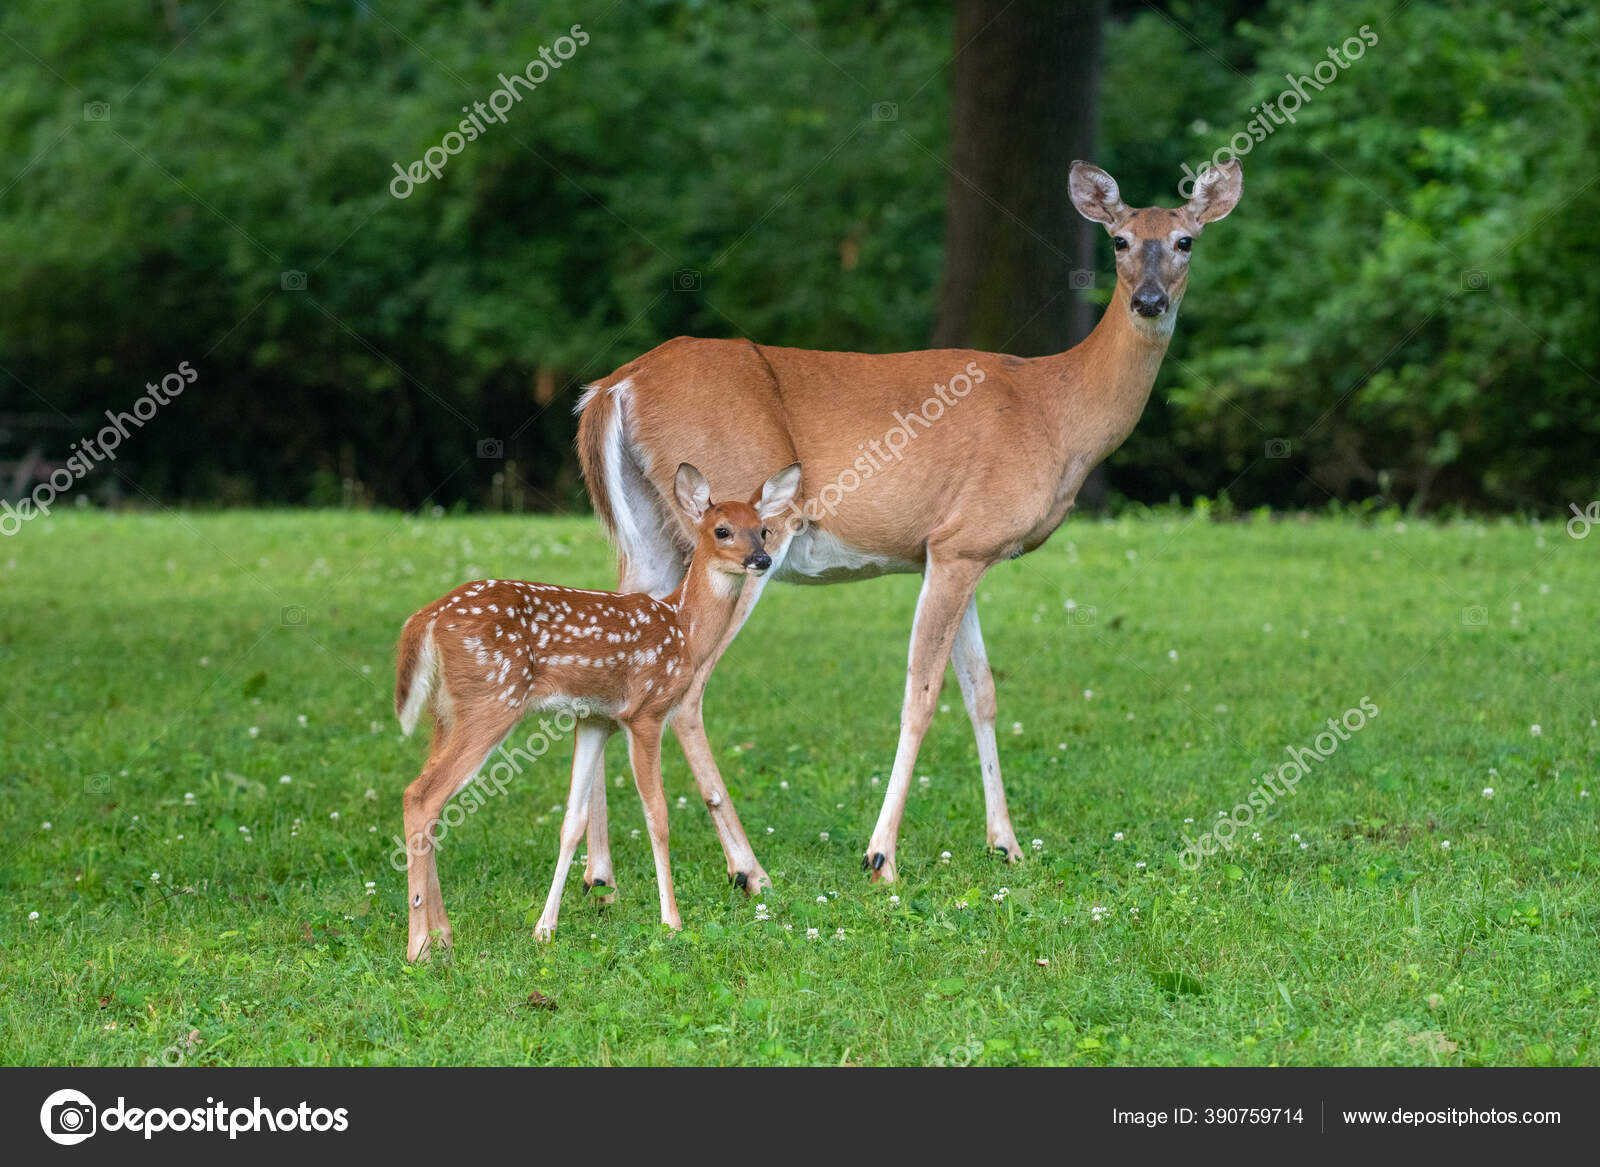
(752, 462, 802, 522)
(1069, 160, 1129, 227)
(674, 463, 711, 522)
(1185, 159, 1243, 224)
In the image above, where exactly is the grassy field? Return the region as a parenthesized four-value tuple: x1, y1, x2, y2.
(1, 507, 1596, 1066)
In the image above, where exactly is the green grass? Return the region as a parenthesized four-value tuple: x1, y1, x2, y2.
(1, 507, 1596, 1066)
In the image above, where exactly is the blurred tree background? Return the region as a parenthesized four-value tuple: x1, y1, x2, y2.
(0, 0, 1594, 515)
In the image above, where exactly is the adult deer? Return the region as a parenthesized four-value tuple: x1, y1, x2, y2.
(572, 159, 1242, 888)
(395, 462, 801, 957)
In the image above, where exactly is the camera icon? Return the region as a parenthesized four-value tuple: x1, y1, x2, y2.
(280, 270, 307, 291)
(83, 102, 111, 122)
(476, 438, 504, 459)
(1265, 438, 1292, 459)
(1461, 269, 1489, 291)
(871, 101, 899, 122)
(84, 773, 111, 795)
(280, 604, 307, 627)
(1069, 605, 1097, 626)
(1069, 269, 1096, 290)
(671, 268, 702, 292)
(40, 1089, 97, 1145)
(1461, 605, 1487, 627)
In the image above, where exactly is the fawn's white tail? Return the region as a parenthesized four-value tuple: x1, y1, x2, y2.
(395, 618, 441, 737)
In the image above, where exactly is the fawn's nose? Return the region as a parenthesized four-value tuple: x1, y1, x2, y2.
(1132, 289, 1168, 318)
(745, 551, 772, 573)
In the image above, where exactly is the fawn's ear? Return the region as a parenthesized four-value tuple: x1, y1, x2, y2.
(1185, 159, 1243, 224)
(1069, 161, 1129, 227)
(752, 462, 802, 522)
(675, 463, 711, 522)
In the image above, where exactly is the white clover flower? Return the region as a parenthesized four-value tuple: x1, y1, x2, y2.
(151, 872, 161, 882)
(779, 780, 789, 789)
(819, 831, 830, 842)
(297, 715, 308, 726)
(1083, 689, 1094, 700)
(1441, 840, 1451, 850)
(1112, 831, 1124, 841)
(1011, 722, 1023, 735)
(248, 726, 259, 738)
(918, 775, 931, 785)
(888, 895, 900, 906)
(806, 928, 819, 941)
(1482, 787, 1494, 798)
(1531, 724, 1542, 737)
(1135, 861, 1147, 869)
(280, 775, 292, 785)
(28, 910, 40, 921)
(766, 827, 775, 834)
(41, 822, 51, 831)
(940, 851, 952, 863)
(1168, 650, 1178, 661)
(1031, 838, 1043, 851)
(1036, 957, 1050, 966)
(835, 927, 846, 939)
(817, 895, 828, 903)
(329, 811, 339, 820)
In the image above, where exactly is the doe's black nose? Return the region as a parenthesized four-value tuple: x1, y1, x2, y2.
(746, 551, 772, 572)
(1132, 290, 1168, 318)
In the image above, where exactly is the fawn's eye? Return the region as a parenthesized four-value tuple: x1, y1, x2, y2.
(1113, 236, 1129, 251)
(714, 526, 730, 539)
(1175, 236, 1193, 252)
(761, 527, 770, 540)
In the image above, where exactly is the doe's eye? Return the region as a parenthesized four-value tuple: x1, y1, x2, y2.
(761, 527, 770, 540)
(714, 526, 730, 539)
(1113, 237, 1129, 251)
(1175, 236, 1193, 252)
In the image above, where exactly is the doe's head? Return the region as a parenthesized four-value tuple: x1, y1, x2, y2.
(674, 462, 802, 577)
(1069, 159, 1242, 328)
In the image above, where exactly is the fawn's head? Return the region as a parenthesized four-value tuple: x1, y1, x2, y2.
(1069, 159, 1242, 330)
(674, 462, 803, 578)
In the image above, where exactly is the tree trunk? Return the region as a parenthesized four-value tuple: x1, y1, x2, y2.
(933, 0, 1106, 356)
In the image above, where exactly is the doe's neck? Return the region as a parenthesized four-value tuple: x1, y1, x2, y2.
(1030, 279, 1177, 463)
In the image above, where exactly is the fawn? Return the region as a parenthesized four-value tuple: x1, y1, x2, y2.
(394, 461, 802, 959)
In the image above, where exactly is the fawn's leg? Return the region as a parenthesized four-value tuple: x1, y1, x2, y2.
(535, 719, 610, 941)
(952, 596, 1022, 862)
(863, 554, 988, 884)
(669, 537, 787, 894)
(403, 712, 519, 961)
(579, 718, 618, 902)
(626, 717, 680, 930)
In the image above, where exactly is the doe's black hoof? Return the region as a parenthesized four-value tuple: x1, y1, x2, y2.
(734, 871, 748, 890)
(583, 878, 608, 896)
(872, 852, 886, 871)
(860, 854, 870, 871)
(995, 845, 1010, 859)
